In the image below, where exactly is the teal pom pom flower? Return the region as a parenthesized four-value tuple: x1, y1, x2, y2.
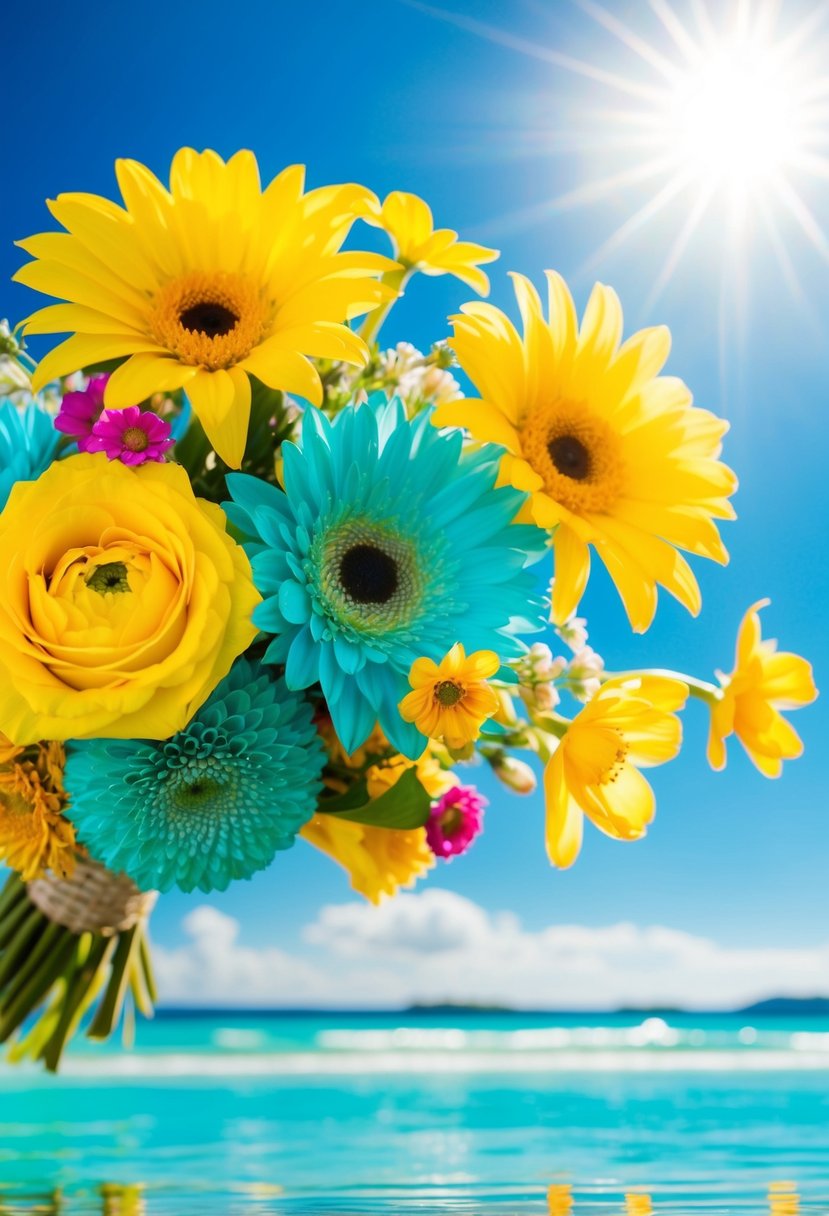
(0, 400, 62, 511)
(225, 395, 544, 758)
(63, 659, 324, 893)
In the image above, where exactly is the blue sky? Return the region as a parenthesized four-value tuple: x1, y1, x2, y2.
(1, 0, 826, 1004)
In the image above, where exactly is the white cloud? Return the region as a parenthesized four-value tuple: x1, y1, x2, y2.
(153, 906, 330, 1006)
(153, 890, 829, 1010)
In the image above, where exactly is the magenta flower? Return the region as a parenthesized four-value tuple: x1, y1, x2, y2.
(54, 374, 109, 449)
(426, 785, 486, 860)
(86, 407, 174, 466)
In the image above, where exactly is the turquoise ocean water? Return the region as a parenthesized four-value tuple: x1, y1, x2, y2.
(1, 1009, 828, 1214)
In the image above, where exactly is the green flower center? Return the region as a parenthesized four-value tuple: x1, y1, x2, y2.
(438, 806, 463, 836)
(435, 680, 463, 707)
(86, 561, 131, 595)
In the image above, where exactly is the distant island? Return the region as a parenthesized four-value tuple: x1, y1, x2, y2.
(156, 996, 829, 1017)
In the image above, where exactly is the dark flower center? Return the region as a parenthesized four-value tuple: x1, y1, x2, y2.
(548, 434, 591, 481)
(179, 301, 239, 338)
(435, 680, 463, 707)
(86, 561, 130, 595)
(339, 543, 399, 604)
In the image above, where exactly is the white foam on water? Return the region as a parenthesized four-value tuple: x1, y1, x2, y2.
(25, 1047, 829, 1080)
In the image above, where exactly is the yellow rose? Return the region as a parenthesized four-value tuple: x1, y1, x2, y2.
(0, 452, 260, 742)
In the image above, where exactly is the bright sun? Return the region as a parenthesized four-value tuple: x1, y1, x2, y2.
(420, 0, 829, 309)
(667, 38, 806, 195)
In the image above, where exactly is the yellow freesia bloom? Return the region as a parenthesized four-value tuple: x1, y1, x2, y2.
(545, 675, 687, 869)
(434, 273, 737, 631)
(707, 599, 817, 777)
(399, 643, 500, 748)
(0, 453, 258, 743)
(300, 815, 434, 904)
(0, 736, 75, 881)
(359, 190, 498, 295)
(16, 148, 398, 467)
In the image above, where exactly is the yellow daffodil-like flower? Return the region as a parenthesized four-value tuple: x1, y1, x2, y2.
(358, 190, 498, 295)
(707, 600, 817, 777)
(434, 273, 737, 631)
(399, 643, 500, 748)
(0, 735, 75, 880)
(545, 675, 688, 869)
(0, 452, 259, 743)
(16, 148, 398, 468)
(300, 815, 434, 904)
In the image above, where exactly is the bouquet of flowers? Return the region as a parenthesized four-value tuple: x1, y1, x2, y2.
(0, 149, 816, 1070)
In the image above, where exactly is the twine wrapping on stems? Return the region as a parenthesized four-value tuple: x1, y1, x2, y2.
(26, 857, 157, 936)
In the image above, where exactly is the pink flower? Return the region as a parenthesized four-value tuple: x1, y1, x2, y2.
(54, 374, 109, 449)
(86, 407, 174, 466)
(425, 785, 486, 860)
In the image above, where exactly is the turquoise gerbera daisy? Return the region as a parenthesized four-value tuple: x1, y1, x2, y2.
(0, 400, 62, 511)
(225, 395, 544, 758)
(63, 659, 324, 893)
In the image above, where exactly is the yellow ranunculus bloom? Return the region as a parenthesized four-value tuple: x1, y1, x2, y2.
(0, 452, 259, 743)
(545, 675, 687, 869)
(358, 190, 498, 295)
(16, 148, 396, 468)
(300, 815, 434, 904)
(434, 272, 737, 631)
(707, 599, 817, 777)
(399, 643, 500, 748)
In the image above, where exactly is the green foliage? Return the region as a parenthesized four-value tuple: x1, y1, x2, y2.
(321, 767, 431, 830)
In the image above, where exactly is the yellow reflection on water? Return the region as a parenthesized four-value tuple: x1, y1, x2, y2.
(769, 1181, 800, 1214)
(625, 1192, 654, 1215)
(547, 1182, 574, 1214)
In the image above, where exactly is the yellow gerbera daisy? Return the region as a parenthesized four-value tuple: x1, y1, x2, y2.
(358, 190, 498, 295)
(434, 273, 737, 631)
(0, 736, 75, 881)
(16, 148, 398, 468)
(399, 643, 500, 749)
(545, 675, 687, 869)
(707, 600, 817, 777)
(300, 815, 434, 904)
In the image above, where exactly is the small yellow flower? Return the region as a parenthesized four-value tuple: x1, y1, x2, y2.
(399, 643, 500, 748)
(358, 191, 498, 295)
(0, 736, 75, 880)
(300, 815, 434, 904)
(707, 600, 817, 777)
(545, 676, 687, 869)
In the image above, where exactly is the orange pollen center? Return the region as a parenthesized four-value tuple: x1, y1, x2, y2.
(122, 427, 149, 452)
(520, 399, 624, 514)
(150, 270, 271, 370)
(435, 679, 464, 707)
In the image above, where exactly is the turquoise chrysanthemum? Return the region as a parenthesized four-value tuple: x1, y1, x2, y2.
(0, 400, 61, 511)
(64, 659, 324, 893)
(225, 395, 544, 758)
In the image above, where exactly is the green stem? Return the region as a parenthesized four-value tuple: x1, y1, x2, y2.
(357, 267, 412, 347)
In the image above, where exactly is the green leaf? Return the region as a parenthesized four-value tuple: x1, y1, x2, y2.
(324, 767, 431, 830)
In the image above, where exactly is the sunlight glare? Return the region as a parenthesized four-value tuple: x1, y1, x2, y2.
(667, 37, 805, 198)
